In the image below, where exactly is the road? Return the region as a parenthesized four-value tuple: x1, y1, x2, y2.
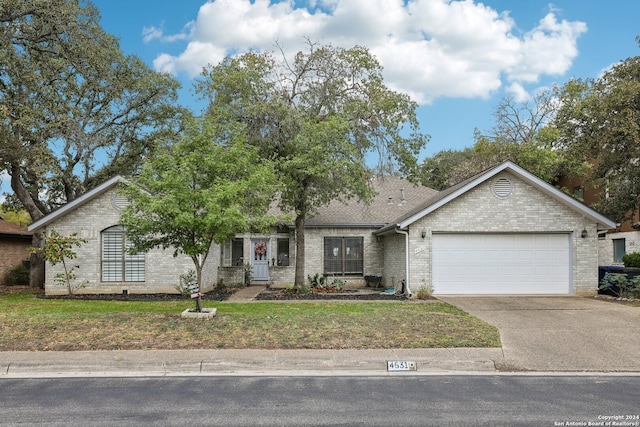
(2, 375, 639, 426)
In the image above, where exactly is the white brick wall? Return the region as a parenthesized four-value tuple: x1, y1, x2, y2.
(383, 172, 601, 296)
(598, 230, 640, 265)
(42, 188, 195, 295)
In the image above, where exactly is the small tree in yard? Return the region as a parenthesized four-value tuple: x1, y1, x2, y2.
(119, 117, 279, 312)
(32, 230, 87, 295)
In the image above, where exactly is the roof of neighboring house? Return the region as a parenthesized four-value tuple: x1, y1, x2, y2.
(306, 175, 439, 227)
(375, 161, 617, 235)
(0, 218, 33, 238)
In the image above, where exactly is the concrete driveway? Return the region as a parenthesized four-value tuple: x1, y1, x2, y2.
(437, 296, 640, 372)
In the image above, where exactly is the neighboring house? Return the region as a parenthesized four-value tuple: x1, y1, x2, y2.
(0, 218, 33, 285)
(28, 161, 616, 296)
(558, 174, 640, 266)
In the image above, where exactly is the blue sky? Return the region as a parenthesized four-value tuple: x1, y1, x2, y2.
(2, 0, 639, 201)
(90, 0, 639, 156)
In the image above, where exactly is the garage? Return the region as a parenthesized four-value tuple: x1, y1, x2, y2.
(431, 233, 571, 295)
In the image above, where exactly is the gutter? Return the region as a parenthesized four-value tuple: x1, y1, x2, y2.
(394, 226, 412, 297)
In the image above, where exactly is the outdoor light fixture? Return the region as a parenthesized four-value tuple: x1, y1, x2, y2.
(421, 230, 427, 239)
(581, 228, 588, 238)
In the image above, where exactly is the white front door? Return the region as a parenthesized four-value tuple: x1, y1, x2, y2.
(431, 233, 571, 295)
(251, 238, 270, 282)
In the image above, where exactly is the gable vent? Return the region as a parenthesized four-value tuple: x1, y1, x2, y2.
(493, 177, 513, 198)
(112, 193, 130, 210)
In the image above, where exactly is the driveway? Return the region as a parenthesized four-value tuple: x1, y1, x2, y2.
(437, 296, 640, 372)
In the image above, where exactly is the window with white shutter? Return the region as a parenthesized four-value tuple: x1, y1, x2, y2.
(101, 226, 145, 282)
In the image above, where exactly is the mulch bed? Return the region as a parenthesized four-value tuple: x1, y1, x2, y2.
(35, 288, 238, 301)
(255, 288, 409, 301)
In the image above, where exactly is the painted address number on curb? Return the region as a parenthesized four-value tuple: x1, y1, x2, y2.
(387, 360, 417, 371)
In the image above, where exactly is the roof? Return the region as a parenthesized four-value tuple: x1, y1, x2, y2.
(375, 161, 617, 235)
(0, 218, 33, 238)
(28, 176, 128, 232)
(305, 175, 439, 227)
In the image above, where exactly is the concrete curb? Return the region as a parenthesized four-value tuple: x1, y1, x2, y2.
(0, 348, 504, 378)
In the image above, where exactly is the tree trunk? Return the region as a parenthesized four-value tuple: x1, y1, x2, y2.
(30, 233, 45, 289)
(194, 259, 203, 312)
(294, 214, 305, 288)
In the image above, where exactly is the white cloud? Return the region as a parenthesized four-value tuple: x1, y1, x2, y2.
(151, 0, 587, 104)
(142, 24, 190, 43)
(506, 82, 530, 103)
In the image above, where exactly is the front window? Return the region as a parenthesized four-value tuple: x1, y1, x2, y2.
(101, 226, 145, 282)
(231, 238, 244, 266)
(613, 238, 626, 263)
(324, 237, 364, 276)
(277, 238, 290, 266)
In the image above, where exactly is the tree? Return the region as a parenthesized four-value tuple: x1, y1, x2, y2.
(555, 43, 640, 223)
(196, 42, 429, 287)
(118, 117, 279, 311)
(33, 230, 87, 295)
(0, 0, 183, 287)
(420, 90, 586, 189)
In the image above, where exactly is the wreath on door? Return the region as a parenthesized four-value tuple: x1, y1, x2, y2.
(255, 241, 267, 256)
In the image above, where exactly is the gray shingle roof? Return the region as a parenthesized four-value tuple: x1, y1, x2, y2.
(306, 176, 439, 227)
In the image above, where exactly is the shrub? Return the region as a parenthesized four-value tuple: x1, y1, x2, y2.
(176, 270, 197, 297)
(4, 264, 30, 286)
(415, 285, 434, 300)
(621, 252, 640, 268)
(599, 272, 640, 299)
(307, 273, 326, 288)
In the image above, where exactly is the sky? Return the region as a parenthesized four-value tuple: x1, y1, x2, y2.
(1, 0, 639, 202)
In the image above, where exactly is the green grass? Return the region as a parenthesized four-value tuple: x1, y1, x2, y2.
(0, 292, 501, 351)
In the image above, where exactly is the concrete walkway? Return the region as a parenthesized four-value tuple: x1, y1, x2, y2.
(225, 285, 267, 302)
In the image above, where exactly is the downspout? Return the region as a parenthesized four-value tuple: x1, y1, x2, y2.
(394, 226, 412, 297)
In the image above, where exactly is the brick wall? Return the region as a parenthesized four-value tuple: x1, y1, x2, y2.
(598, 230, 640, 265)
(0, 237, 31, 284)
(42, 187, 194, 295)
(385, 172, 601, 295)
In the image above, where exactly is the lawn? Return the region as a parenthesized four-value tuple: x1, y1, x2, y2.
(0, 291, 500, 351)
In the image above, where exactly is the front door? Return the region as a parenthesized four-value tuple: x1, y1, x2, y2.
(251, 238, 270, 282)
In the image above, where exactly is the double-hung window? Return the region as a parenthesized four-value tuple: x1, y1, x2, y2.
(324, 237, 364, 276)
(101, 226, 145, 282)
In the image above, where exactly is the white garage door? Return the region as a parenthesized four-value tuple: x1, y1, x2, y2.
(431, 233, 571, 295)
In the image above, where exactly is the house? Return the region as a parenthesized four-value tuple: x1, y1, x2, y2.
(28, 161, 616, 296)
(558, 173, 640, 266)
(0, 218, 33, 285)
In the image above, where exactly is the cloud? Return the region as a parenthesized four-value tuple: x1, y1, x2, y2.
(142, 24, 190, 43)
(151, 0, 587, 104)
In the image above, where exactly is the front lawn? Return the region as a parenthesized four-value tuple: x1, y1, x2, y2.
(0, 291, 500, 351)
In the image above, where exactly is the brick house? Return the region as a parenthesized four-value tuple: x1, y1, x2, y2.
(0, 218, 33, 285)
(28, 161, 615, 296)
(558, 173, 640, 266)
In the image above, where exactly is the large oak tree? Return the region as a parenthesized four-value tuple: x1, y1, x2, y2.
(0, 0, 183, 286)
(196, 42, 429, 287)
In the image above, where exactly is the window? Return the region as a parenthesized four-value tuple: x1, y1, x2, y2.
(324, 237, 364, 276)
(231, 238, 244, 266)
(101, 226, 145, 282)
(613, 238, 626, 263)
(277, 238, 290, 266)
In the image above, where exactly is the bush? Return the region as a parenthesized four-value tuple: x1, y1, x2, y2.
(415, 285, 434, 300)
(621, 252, 640, 267)
(4, 264, 30, 285)
(599, 272, 640, 299)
